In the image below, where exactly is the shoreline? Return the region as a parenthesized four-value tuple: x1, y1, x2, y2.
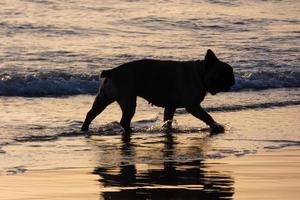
(1, 147, 300, 200)
(1, 103, 299, 200)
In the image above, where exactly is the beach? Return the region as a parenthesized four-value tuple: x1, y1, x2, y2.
(1, 0, 300, 199)
(2, 149, 300, 200)
(1, 101, 299, 200)
(1, 143, 300, 200)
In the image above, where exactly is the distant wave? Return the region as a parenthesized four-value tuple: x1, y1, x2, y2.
(0, 71, 100, 96)
(233, 70, 300, 91)
(0, 70, 299, 96)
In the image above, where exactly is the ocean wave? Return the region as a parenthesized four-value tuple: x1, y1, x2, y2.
(233, 70, 300, 91)
(0, 70, 299, 96)
(0, 71, 100, 96)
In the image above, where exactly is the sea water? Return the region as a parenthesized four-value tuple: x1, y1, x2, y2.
(0, 0, 300, 196)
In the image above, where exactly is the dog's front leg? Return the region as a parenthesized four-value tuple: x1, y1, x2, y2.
(185, 105, 224, 134)
(163, 107, 176, 130)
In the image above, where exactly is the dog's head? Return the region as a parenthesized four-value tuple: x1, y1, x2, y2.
(203, 49, 235, 95)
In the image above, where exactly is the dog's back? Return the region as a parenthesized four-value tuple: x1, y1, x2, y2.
(101, 59, 206, 107)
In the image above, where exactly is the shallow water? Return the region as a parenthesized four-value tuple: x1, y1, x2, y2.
(1, 102, 300, 199)
(0, 91, 300, 199)
(1, 90, 300, 172)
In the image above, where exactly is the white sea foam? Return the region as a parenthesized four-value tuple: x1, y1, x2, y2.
(0, 72, 100, 96)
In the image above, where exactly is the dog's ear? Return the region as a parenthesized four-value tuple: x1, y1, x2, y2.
(204, 49, 218, 70)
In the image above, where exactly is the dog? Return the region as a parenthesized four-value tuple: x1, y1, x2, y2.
(81, 49, 235, 134)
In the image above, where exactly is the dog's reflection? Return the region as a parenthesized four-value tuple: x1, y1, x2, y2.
(93, 134, 234, 200)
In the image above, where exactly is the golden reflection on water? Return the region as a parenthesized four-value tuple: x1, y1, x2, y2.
(92, 134, 234, 199)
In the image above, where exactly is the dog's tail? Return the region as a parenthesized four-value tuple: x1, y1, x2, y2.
(100, 70, 112, 78)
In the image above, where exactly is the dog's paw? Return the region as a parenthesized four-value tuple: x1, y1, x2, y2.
(209, 122, 225, 134)
(123, 127, 133, 134)
(81, 125, 89, 132)
(162, 121, 171, 129)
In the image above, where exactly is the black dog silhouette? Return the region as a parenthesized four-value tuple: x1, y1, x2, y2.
(82, 50, 235, 134)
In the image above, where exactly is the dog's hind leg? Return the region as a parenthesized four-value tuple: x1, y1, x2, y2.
(163, 107, 176, 130)
(117, 97, 136, 134)
(81, 91, 114, 132)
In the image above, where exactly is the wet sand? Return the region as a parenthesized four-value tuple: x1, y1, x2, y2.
(1, 147, 299, 200)
(207, 148, 300, 200)
(1, 104, 300, 200)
